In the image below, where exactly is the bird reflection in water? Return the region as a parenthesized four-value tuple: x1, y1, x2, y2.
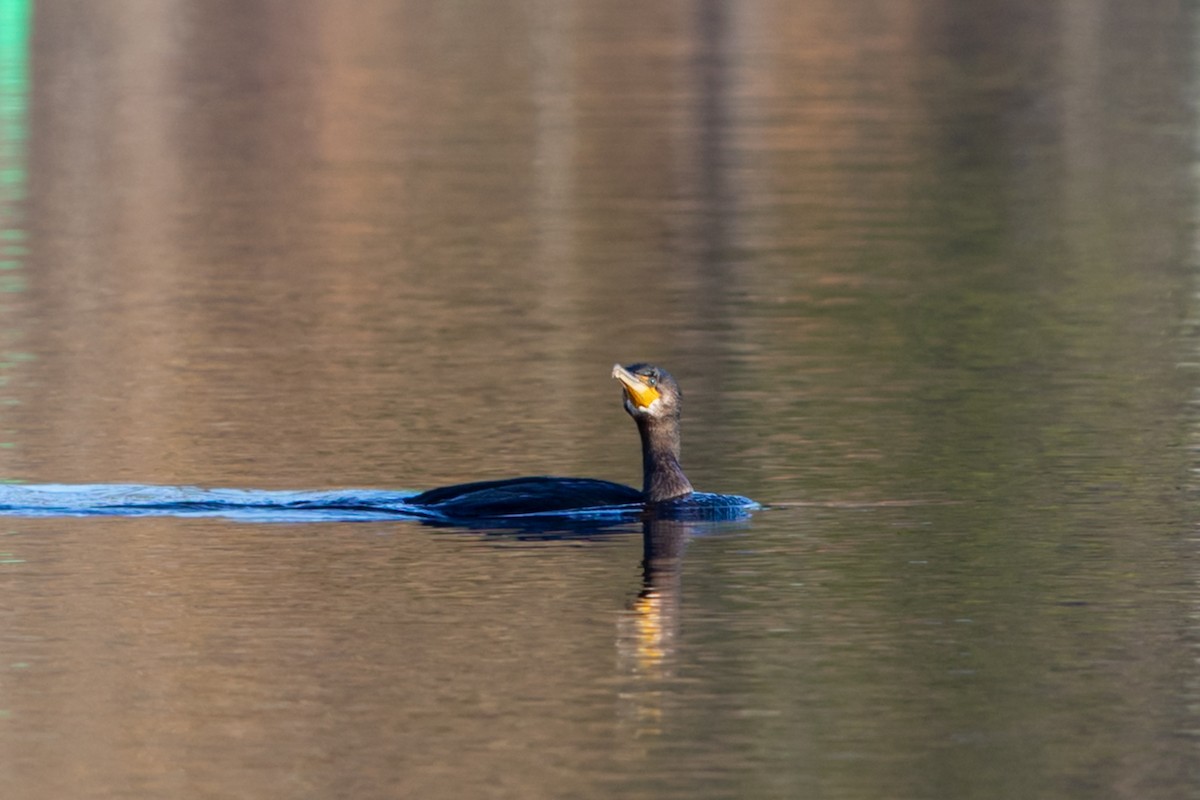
(616, 510, 710, 737)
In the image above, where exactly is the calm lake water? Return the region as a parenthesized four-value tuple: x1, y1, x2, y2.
(0, 1, 1198, 798)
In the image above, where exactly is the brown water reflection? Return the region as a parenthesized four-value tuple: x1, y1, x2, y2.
(0, 0, 1196, 798)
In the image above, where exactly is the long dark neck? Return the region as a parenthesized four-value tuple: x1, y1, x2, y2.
(636, 414, 694, 502)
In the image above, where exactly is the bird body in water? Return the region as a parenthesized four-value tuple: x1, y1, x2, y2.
(409, 363, 710, 519)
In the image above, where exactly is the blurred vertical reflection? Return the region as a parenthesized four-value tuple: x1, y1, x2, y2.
(617, 517, 689, 736)
(0, 0, 28, 200)
(0, 0, 30, 468)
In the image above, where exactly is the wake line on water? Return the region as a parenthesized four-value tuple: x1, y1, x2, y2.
(0, 485, 758, 536)
(0, 483, 657, 524)
(0, 484, 432, 522)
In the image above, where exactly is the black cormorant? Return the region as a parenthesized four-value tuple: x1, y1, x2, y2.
(407, 363, 696, 518)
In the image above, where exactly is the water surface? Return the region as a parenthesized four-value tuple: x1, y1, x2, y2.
(0, 1, 1197, 798)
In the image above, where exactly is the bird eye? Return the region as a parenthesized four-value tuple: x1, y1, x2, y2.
(647, 376, 658, 387)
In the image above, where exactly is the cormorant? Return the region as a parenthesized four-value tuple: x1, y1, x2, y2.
(407, 363, 696, 518)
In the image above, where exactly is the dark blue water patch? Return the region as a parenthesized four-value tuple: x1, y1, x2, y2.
(0, 484, 758, 529)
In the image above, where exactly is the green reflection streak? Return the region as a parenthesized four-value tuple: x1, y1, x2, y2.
(0, 0, 29, 468)
(0, 0, 27, 286)
(0, 0, 29, 202)
(0, 0, 27, 297)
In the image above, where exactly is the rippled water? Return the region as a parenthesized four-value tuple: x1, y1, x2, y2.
(0, 1, 1197, 798)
